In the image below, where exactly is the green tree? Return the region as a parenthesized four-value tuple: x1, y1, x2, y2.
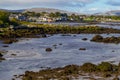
(35, 13, 41, 17)
(10, 18, 19, 26)
(49, 12, 56, 17)
(55, 12, 61, 17)
(0, 11, 9, 27)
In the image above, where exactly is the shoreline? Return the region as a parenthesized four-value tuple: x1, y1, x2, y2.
(15, 62, 120, 80)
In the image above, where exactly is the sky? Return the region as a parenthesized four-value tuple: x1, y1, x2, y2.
(0, 0, 120, 14)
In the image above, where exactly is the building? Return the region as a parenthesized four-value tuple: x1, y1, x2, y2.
(9, 14, 27, 21)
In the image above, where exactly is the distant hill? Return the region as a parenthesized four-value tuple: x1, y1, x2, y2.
(106, 10, 120, 16)
(23, 8, 80, 15)
(94, 10, 120, 16)
(24, 8, 68, 13)
(0, 8, 81, 15)
(0, 9, 7, 11)
(8, 9, 25, 13)
(0, 9, 25, 13)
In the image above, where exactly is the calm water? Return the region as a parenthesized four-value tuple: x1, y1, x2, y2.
(1, 22, 120, 80)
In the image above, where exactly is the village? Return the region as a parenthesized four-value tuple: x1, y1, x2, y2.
(9, 11, 120, 25)
(9, 12, 84, 23)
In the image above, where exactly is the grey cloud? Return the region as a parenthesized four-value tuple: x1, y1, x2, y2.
(0, 0, 96, 9)
(106, 0, 120, 6)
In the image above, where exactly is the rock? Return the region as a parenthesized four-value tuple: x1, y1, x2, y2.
(73, 35, 76, 37)
(3, 45, 9, 47)
(61, 34, 71, 36)
(0, 53, 3, 57)
(79, 48, 86, 50)
(45, 48, 52, 52)
(42, 34, 47, 38)
(3, 39, 18, 44)
(59, 43, 62, 45)
(53, 44, 57, 47)
(82, 38, 88, 41)
(0, 57, 5, 61)
(113, 77, 120, 80)
(91, 35, 103, 42)
(112, 50, 115, 52)
(11, 54, 17, 56)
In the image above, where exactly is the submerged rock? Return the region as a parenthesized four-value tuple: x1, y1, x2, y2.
(53, 44, 57, 47)
(59, 43, 62, 45)
(3, 45, 9, 47)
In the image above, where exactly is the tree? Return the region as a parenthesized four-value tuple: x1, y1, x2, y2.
(55, 12, 61, 17)
(0, 20, 3, 25)
(10, 18, 19, 26)
(61, 13, 68, 17)
(41, 12, 47, 16)
(49, 12, 56, 18)
(0, 11, 9, 27)
(35, 13, 41, 17)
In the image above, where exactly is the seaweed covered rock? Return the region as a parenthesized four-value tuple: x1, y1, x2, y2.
(80, 63, 97, 72)
(19, 62, 120, 80)
(3, 39, 18, 44)
(97, 62, 113, 72)
(62, 65, 79, 75)
(91, 35, 103, 42)
(113, 77, 120, 80)
(91, 35, 120, 44)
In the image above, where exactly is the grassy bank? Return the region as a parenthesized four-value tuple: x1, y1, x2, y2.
(1, 25, 120, 44)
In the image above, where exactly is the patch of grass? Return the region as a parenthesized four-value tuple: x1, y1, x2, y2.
(1, 25, 120, 44)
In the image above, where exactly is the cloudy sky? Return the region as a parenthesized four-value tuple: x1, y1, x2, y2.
(0, 0, 120, 14)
